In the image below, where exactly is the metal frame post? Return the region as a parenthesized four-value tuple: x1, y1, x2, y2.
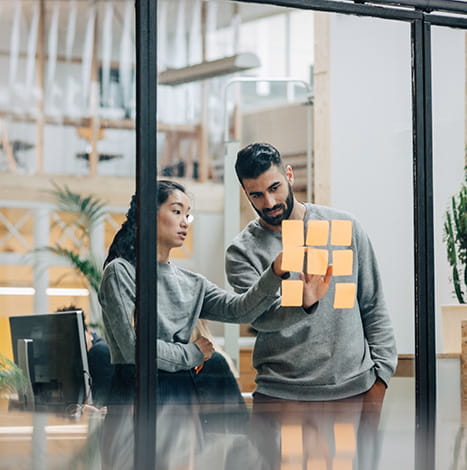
(135, 0, 158, 469)
(411, 15, 437, 470)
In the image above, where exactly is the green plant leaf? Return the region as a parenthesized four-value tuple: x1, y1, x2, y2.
(0, 354, 28, 396)
(444, 179, 467, 304)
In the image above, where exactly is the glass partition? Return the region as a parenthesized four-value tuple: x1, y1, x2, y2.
(0, 0, 465, 469)
(431, 24, 466, 470)
(154, 2, 415, 469)
(0, 1, 136, 468)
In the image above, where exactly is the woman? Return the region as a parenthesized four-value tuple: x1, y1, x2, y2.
(98, 180, 330, 405)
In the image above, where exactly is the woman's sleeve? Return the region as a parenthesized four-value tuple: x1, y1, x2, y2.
(99, 263, 136, 363)
(200, 263, 287, 324)
(157, 340, 204, 372)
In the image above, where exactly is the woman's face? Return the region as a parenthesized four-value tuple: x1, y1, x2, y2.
(157, 189, 193, 250)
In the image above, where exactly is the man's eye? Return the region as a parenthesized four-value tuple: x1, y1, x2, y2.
(270, 186, 278, 192)
(173, 210, 181, 214)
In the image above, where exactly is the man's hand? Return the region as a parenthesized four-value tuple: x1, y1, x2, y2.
(193, 336, 215, 361)
(301, 265, 332, 308)
(364, 378, 387, 404)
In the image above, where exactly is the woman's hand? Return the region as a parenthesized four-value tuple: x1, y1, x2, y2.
(301, 265, 332, 308)
(193, 336, 215, 361)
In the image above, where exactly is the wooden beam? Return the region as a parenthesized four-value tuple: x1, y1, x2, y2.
(0, 50, 133, 70)
(0, 111, 206, 135)
(313, 12, 331, 206)
(198, 2, 209, 182)
(89, 3, 100, 177)
(0, 122, 16, 172)
(35, 0, 45, 174)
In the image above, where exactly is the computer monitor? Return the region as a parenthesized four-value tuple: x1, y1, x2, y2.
(9, 310, 92, 414)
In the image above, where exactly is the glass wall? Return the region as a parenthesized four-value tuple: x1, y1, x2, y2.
(0, 1, 465, 469)
(431, 24, 466, 469)
(0, 1, 136, 468)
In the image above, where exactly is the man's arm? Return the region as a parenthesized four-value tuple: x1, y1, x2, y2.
(355, 224, 397, 385)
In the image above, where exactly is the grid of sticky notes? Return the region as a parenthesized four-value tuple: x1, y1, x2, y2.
(281, 219, 356, 309)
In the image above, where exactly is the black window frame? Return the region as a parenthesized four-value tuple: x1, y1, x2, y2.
(135, 1, 467, 469)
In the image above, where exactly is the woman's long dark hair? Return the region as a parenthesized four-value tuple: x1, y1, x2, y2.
(103, 180, 187, 268)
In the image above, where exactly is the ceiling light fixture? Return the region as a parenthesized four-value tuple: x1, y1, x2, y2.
(0, 287, 89, 296)
(158, 52, 261, 86)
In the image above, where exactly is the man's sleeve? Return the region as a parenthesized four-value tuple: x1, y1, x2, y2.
(355, 223, 398, 385)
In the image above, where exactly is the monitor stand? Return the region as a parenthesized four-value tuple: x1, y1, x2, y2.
(16, 338, 35, 411)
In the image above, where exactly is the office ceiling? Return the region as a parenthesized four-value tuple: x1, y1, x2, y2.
(0, 0, 288, 59)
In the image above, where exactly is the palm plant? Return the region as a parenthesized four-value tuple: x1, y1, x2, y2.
(0, 354, 27, 399)
(35, 182, 107, 327)
(443, 174, 467, 304)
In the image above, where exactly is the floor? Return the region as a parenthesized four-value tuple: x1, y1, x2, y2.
(0, 358, 464, 470)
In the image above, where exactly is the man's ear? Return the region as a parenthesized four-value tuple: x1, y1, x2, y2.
(286, 165, 294, 185)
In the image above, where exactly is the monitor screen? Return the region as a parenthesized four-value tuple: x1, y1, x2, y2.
(9, 311, 91, 413)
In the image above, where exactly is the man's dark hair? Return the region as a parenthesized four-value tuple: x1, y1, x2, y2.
(235, 143, 285, 185)
(56, 304, 87, 331)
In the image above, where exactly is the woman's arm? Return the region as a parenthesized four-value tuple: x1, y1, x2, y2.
(157, 337, 214, 372)
(201, 253, 331, 326)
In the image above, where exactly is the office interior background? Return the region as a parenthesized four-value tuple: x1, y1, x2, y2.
(0, 0, 466, 468)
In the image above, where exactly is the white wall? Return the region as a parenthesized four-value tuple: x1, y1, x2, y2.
(328, 14, 465, 354)
(431, 26, 466, 311)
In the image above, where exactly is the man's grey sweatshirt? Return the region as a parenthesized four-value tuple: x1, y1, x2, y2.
(225, 203, 397, 401)
(98, 258, 282, 372)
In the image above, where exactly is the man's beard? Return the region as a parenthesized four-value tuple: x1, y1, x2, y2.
(253, 184, 295, 226)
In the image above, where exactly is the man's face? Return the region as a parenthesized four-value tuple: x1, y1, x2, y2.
(241, 165, 294, 226)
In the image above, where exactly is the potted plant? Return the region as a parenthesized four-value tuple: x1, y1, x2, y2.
(442, 173, 467, 353)
(0, 354, 27, 410)
(35, 182, 107, 332)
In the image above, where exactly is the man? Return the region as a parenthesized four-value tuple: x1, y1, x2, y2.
(225, 142, 397, 469)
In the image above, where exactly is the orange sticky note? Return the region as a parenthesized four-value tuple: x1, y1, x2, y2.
(282, 220, 304, 247)
(282, 246, 305, 272)
(306, 220, 329, 246)
(281, 280, 303, 307)
(332, 250, 353, 276)
(331, 220, 352, 246)
(333, 283, 356, 309)
(334, 423, 356, 454)
(306, 248, 328, 275)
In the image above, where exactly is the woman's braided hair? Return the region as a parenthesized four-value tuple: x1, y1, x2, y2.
(103, 180, 186, 267)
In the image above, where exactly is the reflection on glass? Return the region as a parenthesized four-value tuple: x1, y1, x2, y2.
(98, 180, 275, 468)
(0, 0, 136, 468)
(431, 24, 467, 470)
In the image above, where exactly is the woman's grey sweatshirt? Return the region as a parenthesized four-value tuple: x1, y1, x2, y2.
(98, 258, 282, 372)
(225, 203, 397, 401)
